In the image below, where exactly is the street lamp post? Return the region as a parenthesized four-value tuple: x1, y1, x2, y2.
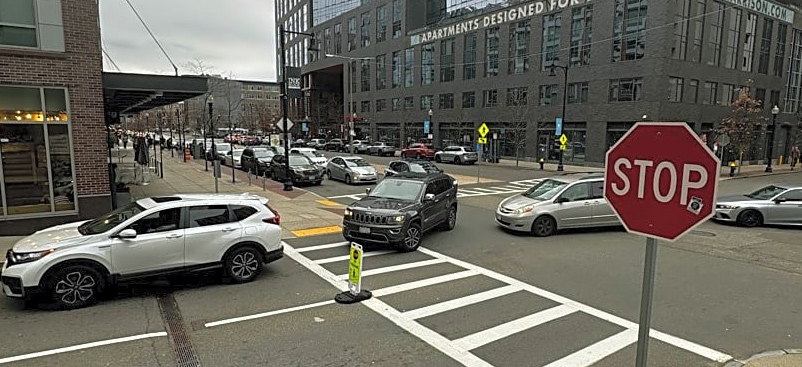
(428, 109, 433, 144)
(326, 54, 372, 155)
(209, 95, 219, 192)
(766, 105, 779, 172)
(549, 63, 569, 172)
(159, 115, 164, 178)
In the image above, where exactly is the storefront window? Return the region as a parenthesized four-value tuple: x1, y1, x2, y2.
(0, 86, 74, 217)
(376, 125, 400, 148)
(438, 123, 475, 148)
(536, 122, 587, 162)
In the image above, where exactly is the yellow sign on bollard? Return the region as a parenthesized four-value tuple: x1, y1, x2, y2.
(478, 137, 487, 144)
(348, 242, 363, 295)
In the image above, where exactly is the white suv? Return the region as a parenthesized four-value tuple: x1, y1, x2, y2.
(1, 194, 283, 309)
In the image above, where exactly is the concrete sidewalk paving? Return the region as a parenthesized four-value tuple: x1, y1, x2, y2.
(726, 349, 802, 367)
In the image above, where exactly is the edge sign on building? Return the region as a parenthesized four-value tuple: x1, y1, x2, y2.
(604, 122, 720, 241)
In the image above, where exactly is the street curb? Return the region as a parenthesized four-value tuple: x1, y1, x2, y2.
(720, 170, 799, 180)
(722, 349, 802, 367)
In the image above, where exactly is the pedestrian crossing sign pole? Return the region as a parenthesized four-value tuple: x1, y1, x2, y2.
(335, 242, 373, 304)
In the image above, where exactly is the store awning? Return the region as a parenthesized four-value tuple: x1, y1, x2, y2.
(102, 72, 209, 116)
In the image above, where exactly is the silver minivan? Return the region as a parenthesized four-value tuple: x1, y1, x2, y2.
(495, 174, 620, 236)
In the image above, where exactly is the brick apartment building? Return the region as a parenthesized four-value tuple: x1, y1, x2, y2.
(0, 0, 109, 234)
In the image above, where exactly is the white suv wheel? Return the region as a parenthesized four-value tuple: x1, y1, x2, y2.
(47, 265, 104, 309)
(226, 247, 263, 283)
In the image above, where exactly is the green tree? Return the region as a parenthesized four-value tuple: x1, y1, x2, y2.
(718, 87, 766, 167)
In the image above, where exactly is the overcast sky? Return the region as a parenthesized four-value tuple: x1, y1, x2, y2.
(99, 0, 277, 81)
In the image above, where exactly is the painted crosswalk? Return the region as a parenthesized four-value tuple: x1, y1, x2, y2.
(284, 241, 733, 367)
(328, 179, 543, 201)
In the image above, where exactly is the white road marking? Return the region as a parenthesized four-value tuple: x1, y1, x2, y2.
(403, 285, 520, 320)
(0, 332, 168, 364)
(205, 300, 336, 327)
(336, 258, 447, 279)
(295, 241, 348, 253)
(452, 304, 577, 351)
(371, 270, 479, 297)
(313, 250, 394, 264)
(469, 188, 500, 193)
(329, 179, 541, 201)
(542, 329, 638, 367)
(328, 193, 366, 199)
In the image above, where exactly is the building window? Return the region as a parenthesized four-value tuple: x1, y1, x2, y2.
(542, 14, 561, 69)
(483, 90, 498, 107)
(392, 97, 401, 111)
(609, 78, 643, 102)
(463, 32, 477, 80)
(724, 8, 742, 69)
(361, 101, 370, 113)
(774, 24, 787, 77)
(392, 51, 402, 88)
(376, 5, 387, 43)
(668, 77, 683, 102)
(440, 38, 455, 82)
(334, 24, 342, 54)
(755, 88, 766, 107)
(507, 87, 528, 106)
(758, 18, 773, 74)
(0, 0, 37, 48)
(0, 86, 76, 217)
(422, 43, 435, 85)
(323, 28, 332, 55)
(439, 94, 454, 109)
(462, 91, 475, 108)
(742, 13, 757, 72)
(404, 96, 414, 109)
(376, 54, 386, 90)
(392, 0, 402, 38)
(361, 59, 371, 92)
(570, 5, 592, 67)
(376, 99, 387, 112)
(509, 20, 531, 73)
(404, 47, 414, 87)
(784, 29, 802, 113)
(421, 95, 433, 110)
(568, 82, 589, 104)
(707, 1, 724, 66)
(702, 81, 718, 105)
(361, 12, 371, 47)
(347, 17, 357, 51)
(539, 84, 557, 105)
(770, 90, 780, 107)
(721, 83, 735, 105)
(612, 0, 647, 62)
(485, 27, 499, 76)
(672, 0, 691, 60)
(349, 61, 357, 94)
(688, 79, 699, 103)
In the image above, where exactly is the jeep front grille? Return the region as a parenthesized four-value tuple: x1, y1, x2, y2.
(353, 212, 389, 225)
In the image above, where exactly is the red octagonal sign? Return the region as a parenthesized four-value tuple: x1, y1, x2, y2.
(604, 122, 720, 241)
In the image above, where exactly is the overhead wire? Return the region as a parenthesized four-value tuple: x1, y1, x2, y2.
(102, 46, 122, 71)
(122, 0, 179, 76)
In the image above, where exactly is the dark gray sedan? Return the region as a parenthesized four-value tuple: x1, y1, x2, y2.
(714, 184, 802, 227)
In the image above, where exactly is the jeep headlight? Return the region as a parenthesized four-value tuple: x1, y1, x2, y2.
(389, 215, 405, 223)
(344, 208, 353, 217)
(12, 249, 55, 264)
(513, 205, 534, 214)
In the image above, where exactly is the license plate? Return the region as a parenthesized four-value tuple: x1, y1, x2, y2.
(307, 175, 315, 179)
(359, 226, 371, 234)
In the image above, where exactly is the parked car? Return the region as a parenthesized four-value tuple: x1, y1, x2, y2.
(714, 184, 802, 227)
(435, 146, 478, 164)
(289, 147, 327, 167)
(368, 142, 396, 156)
(307, 138, 327, 150)
(223, 148, 245, 168)
(385, 159, 443, 177)
(292, 139, 308, 148)
(342, 172, 458, 252)
(241, 147, 276, 175)
(206, 142, 231, 161)
(345, 140, 371, 153)
(325, 139, 345, 151)
(495, 174, 619, 237)
(1, 194, 283, 309)
(401, 143, 436, 160)
(326, 156, 378, 184)
(268, 154, 325, 185)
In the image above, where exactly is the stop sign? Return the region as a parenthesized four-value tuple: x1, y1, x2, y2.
(604, 122, 720, 241)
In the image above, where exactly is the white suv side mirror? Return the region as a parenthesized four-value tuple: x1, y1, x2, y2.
(118, 229, 137, 239)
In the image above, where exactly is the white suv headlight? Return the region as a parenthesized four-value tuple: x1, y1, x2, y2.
(12, 249, 55, 264)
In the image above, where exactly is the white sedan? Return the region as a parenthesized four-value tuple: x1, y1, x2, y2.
(224, 149, 245, 168)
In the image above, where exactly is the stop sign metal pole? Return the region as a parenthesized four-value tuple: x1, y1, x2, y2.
(635, 237, 658, 367)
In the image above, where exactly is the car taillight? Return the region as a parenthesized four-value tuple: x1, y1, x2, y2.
(264, 204, 281, 225)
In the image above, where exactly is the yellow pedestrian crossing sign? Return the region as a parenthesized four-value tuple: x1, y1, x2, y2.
(559, 134, 568, 145)
(348, 242, 363, 295)
(478, 137, 487, 144)
(478, 123, 489, 138)
(560, 144, 567, 150)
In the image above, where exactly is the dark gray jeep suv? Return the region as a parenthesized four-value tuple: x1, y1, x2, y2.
(342, 173, 458, 252)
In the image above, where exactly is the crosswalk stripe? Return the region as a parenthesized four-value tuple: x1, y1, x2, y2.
(541, 329, 638, 367)
(469, 188, 499, 193)
(371, 270, 479, 297)
(403, 285, 520, 320)
(336, 258, 447, 279)
(295, 241, 348, 253)
(458, 189, 483, 195)
(452, 304, 577, 351)
(313, 250, 394, 264)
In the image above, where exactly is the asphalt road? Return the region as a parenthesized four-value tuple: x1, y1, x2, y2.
(0, 161, 800, 367)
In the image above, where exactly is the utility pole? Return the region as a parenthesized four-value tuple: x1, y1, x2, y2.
(279, 24, 293, 191)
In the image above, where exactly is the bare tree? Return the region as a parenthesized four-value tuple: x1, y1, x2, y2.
(718, 87, 766, 167)
(506, 87, 532, 166)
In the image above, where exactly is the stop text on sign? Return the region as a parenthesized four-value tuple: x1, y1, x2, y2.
(610, 158, 708, 206)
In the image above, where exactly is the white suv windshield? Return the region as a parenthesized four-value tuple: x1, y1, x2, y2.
(369, 179, 423, 201)
(78, 202, 145, 235)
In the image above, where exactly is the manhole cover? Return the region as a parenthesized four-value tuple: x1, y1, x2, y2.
(690, 230, 717, 237)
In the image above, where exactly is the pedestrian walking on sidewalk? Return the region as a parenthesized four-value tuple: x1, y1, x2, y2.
(123, 135, 129, 149)
(791, 144, 800, 170)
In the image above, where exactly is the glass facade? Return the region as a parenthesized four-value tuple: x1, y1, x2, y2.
(404, 47, 415, 87)
(347, 17, 357, 51)
(784, 29, 802, 113)
(570, 5, 592, 67)
(334, 23, 342, 54)
(542, 14, 561, 70)
(440, 38, 455, 82)
(376, 54, 386, 90)
(361, 12, 371, 47)
(707, 1, 724, 66)
(376, 5, 387, 43)
(724, 7, 742, 69)
(361, 59, 370, 92)
(612, 0, 647, 62)
(392, 51, 402, 88)
(485, 27, 499, 76)
(758, 18, 774, 74)
(672, 0, 690, 60)
(774, 24, 787, 77)
(392, 0, 402, 38)
(0, 86, 75, 217)
(422, 43, 435, 85)
(509, 20, 531, 74)
(463, 32, 477, 80)
(743, 13, 757, 72)
(312, 0, 360, 26)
